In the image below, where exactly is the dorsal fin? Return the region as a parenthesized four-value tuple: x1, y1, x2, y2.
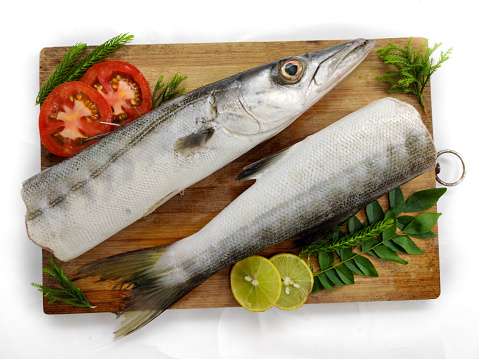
(236, 146, 292, 181)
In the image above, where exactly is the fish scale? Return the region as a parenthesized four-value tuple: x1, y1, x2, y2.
(22, 39, 375, 261)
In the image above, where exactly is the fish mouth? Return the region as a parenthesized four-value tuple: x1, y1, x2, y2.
(312, 38, 376, 87)
(340, 38, 376, 67)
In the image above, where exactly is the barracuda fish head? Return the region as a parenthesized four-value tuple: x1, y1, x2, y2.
(213, 38, 376, 136)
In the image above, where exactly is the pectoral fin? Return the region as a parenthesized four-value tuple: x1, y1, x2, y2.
(175, 128, 214, 156)
(237, 146, 293, 181)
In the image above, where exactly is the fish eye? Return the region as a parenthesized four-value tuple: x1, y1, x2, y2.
(278, 59, 304, 84)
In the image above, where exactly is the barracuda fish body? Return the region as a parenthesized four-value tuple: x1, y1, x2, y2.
(21, 39, 375, 261)
(79, 97, 436, 339)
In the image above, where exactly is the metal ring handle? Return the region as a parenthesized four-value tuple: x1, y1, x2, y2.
(435, 149, 466, 186)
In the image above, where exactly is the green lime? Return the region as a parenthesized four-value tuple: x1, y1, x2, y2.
(270, 253, 313, 310)
(230, 255, 282, 312)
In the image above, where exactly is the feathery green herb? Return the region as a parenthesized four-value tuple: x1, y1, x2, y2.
(36, 33, 134, 105)
(301, 186, 447, 292)
(152, 73, 187, 109)
(376, 37, 451, 119)
(300, 218, 394, 255)
(32, 256, 95, 308)
(35, 43, 87, 105)
(64, 33, 134, 83)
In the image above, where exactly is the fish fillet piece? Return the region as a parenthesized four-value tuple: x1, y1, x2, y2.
(78, 97, 436, 339)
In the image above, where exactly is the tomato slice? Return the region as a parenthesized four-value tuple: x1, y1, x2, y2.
(39, 81, 113, 157)
(81, 61, 152, 125)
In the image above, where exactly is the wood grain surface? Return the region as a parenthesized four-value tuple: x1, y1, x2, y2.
(38, 38, 439, 315)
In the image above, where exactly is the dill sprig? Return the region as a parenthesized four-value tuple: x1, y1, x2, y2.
(376, 37, 452, 119)
(300, 218, 394, 255)
(35, 43, 87, 105)
(152, 73, 187, 109)
(36, 33, 134, 105)
(64, 33, 134, 83)
(32, 256, 95, 308)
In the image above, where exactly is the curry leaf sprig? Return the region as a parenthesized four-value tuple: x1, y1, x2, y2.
(32, 256, 95, 308)
(152, 73, 187, 109)
(376, 37, 452, 119)
(300, 187, 447, 292)
(36, 33, 134, 105)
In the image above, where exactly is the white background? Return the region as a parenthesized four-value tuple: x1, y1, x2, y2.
(1, 0, 476, 358)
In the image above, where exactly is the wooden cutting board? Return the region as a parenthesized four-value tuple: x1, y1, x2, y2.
(38, 38, 439, 314)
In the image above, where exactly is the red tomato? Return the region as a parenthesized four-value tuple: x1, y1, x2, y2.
(39, 81, 114, 157)
(81, 61, 152, 125)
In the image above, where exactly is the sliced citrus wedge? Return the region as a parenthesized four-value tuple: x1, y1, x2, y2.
(270, 253, 314, 311)
(230, 255, 282, 312)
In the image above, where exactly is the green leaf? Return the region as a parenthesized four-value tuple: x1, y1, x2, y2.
(408, 231, 436, 239)
(403, 212, 441, 235)
(383, 239, 407, 253)
(392, 235, 425, 255)
(318, 252, 335, 270)
(382, 209, 397, 241)
(340, 248, 364, 275)
(373, 245, 408, 265)
(312, 276, 324, 292)
(339, 247, 353, 260)
(348, 216, 362, 233)
(389, 187, 405, 214)
(397, 215, 415, 230)
(325, 269, 345, 286)
(335, 266, 355, 285)
(317, 273, 335, 290)
(366, 200, 384, 224)
(354, 255, 378, 277)
(361, 237, 380, 253)
(403, 188, 447, 213)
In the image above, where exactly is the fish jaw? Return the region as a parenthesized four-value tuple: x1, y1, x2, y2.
(304, 38, 376, 107)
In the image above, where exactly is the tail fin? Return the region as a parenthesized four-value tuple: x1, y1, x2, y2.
(76, 245, 199, 340)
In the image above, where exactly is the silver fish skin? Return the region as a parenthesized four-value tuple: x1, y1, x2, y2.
(21, 39, 375, 261)
(78, 97, 436, 339)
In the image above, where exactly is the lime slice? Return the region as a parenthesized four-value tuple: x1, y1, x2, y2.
(269, 253, 313, 310)
(230, 255, 282, 312)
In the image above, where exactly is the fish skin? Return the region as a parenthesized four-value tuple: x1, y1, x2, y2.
(21, 39, 375, 261)
(78, 97, 436, 339)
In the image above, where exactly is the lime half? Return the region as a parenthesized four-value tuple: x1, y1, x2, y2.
(230, 255, 282, 312)
(270, 253, 313, 311)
